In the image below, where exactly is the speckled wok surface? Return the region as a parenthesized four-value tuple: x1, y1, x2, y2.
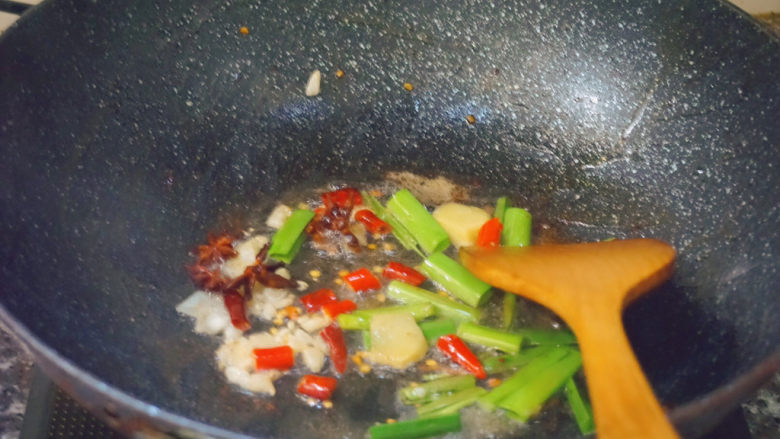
(0, 0, 778, 437)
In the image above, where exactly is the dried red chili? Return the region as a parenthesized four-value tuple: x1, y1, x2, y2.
(306, 187, 363, 252)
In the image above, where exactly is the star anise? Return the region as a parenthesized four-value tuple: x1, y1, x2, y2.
(187, 264, 228, 291)
(196, 233, 238, 265)
(223, 244, 297, 292)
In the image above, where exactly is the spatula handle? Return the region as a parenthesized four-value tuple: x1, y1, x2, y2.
(573, 305, 679, 439)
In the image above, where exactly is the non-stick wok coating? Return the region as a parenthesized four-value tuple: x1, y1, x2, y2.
(0, 0, 778, 437)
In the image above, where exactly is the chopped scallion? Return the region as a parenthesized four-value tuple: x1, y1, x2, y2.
(502, 292, 516, 330)
(417, 386, 487, 417)
(362, 191, 424, 257)
(480, 345, 556, 374)
(339, 303, 436, 330)
(498, 350, 582, 421)
(418, 319, 457, 345)
(268, 209, 315, 264)
(386, 189, 450, 254)
(478, 347, 571, 411)
(400, 375, 476, 405)
(386, 281, 481, 323)
(517, 328, 577, 346)
(565, 377, 595, 435)
(417, 252, 492, 307)
(457, 322, 523, 354)
(502, 207, 532, 247)
(369, 413, 462, 439)
(494, 196, 508, 223)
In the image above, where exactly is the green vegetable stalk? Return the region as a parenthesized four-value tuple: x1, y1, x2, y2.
(502, 207, 532, 247)
(338, 304, 436, 330)
(417, 252, 492, 307)
(498, 350, 582, 421)
(386, 281, 481, 323)
(418, 319, 457, 344)
(400, 375, 476, 405)
(386, 189, 450, 254)
(369, 413, 462, 439)
(362, 190, 424, 257)
(564, 377, 595, 435)
(268, 209, 315, 264)
(478, 347, 570, 411)
(457, 322, 523, 354)
(494, 196, 508, 223)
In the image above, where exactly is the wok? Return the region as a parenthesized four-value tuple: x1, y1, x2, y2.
(0, 0, 778, 437)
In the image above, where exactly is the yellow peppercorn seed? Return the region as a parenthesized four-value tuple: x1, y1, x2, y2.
(309, 269, 321, 279)
(466, 114, 476, 124)
(335, 69, 345, 78)
(403, 82, 414, 91)
(239, 26, 249, 35)
(487, 378, 503, 388)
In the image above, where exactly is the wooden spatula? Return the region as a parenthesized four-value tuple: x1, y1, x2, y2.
(460, 238, 679, 439)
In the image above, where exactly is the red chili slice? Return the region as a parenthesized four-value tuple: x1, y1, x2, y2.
(354, 209, 392, 235)
(300, 288, 339, 313)
(437, 334, 487, 379)
(321, 300, 357, 319)
(320, 323, 348, 374)
(297, 374, 338, 400)
(343, 268, 381, 293)
(476, 217, 503, 248)
(223, 290, 251, 331)
(321, 187, 362, 209)
(382, 261, 426, 286)
(253, 345, 295, 370)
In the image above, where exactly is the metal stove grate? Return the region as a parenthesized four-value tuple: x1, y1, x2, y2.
(20, 367, 123, 439)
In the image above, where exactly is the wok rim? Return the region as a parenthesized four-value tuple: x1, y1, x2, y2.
(2, 296, 778, 438)
(0, 0, 778, 436)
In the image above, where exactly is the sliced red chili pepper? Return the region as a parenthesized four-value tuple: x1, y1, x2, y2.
(343, 267, 381, 293)
(354, 209, 392, 235)
(382, 261, 426, 286)
(437, 334, 486, 379)
(223, 290, 251, 331)
(321, 299, 357, 319)
(300, 288, 339, 313)
(297, 374, 338, 400)
(321, 187, 362, 209)
(476, 218, 503, 248)
(253, 345, 295, 370)
(320, 323, 348, 374)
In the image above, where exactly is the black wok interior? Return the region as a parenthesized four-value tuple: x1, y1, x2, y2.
(0, 0, 778, 437)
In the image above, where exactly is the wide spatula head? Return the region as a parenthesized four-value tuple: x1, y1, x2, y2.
(460, 238, 679, 439)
